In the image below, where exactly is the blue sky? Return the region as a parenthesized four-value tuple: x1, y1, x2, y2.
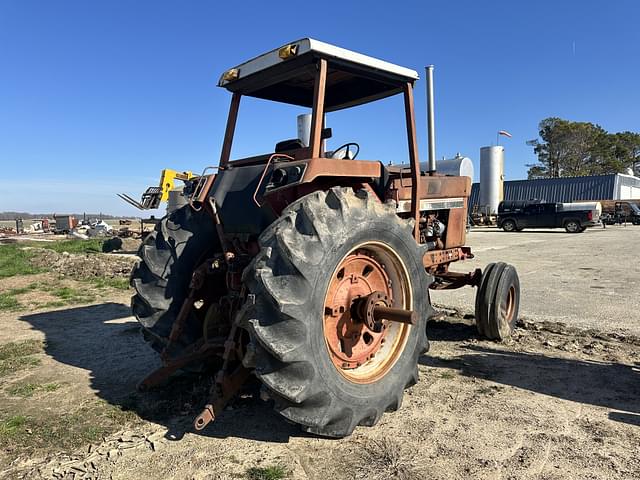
(1, 0, 639, 216)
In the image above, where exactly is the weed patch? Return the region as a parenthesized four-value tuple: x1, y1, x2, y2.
(246, 465, 289, 480)
(88, 277, 130, 290)
(6, 283, 39, 296)
(7, 382, 61, 398)
(0, 416, 26, 437)
(30, 239, 104, 254)
(0, 401, 139, 455)
(0, 340, 43, 377)
(0, 292, 20, 310)
(51, 287, 95, 304)
(0, 244, 43, 278)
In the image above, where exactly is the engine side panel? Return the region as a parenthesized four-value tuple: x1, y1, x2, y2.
(208, 164, 278, 236)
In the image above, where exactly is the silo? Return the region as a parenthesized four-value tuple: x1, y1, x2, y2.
(479, 146, 505, 215)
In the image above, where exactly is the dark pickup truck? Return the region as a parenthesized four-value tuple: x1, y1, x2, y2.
(497, 200, 601, 233)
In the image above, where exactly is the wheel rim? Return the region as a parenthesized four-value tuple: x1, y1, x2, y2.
(323, 241, 412, 384)
(504, 221, 514, 231)
(503, 285, 516, 325)
(567, 222, 578, 232)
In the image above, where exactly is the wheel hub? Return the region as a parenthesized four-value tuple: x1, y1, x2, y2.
(323, 251, 393, 370)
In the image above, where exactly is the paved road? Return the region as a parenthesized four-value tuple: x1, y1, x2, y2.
(431, 225, 640, 336)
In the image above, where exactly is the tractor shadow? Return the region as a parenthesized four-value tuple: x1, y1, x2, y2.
(20, 303, 306, 444)
(427, 317, 478, 342)
(421, 337, 640, 428)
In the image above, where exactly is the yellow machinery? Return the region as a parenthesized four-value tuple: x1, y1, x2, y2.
(118, 169, 194, 210)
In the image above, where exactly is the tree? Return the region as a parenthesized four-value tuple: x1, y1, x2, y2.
(611, 131, 640, 174)
(526, 118, 640, 179)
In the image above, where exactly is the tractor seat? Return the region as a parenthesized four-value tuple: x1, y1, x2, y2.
(275, 139, 305, 153)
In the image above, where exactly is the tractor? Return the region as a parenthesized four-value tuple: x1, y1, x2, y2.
(130, 39, 520, 438)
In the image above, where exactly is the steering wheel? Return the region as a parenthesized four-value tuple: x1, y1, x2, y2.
(330, 142, 360, 160)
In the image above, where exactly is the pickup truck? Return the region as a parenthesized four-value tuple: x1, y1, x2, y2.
(497, 200, 601, 233)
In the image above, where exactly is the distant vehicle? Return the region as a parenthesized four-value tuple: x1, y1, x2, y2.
(52, 214, 77, 234)
(590, 200, 640, 225)
(497, 200, 601, 233)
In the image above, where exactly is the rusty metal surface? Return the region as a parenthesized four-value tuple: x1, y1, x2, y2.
(226, 147, 312, 168)
(422, 247, 473, 269)
(321, 245, 413, 385)
(137, 341, 224, 391)
(219, 92, 241, 169)
(353, 292, 416, 331)
(302, 158, 381, 184)
(372, 305, 416, 325)
(193, 292, 251, 431)
(323, 252, 391, 370)
(189, 171, 217, 210)
(390, 175, 471, 201)
(402, 82, 422, 241)
(310, 58, 327, 158)
(160, 261, 211, 362)
(430, 268, 482, 290)
(253, 154, 294, 207)
(194, 365, 251, 431)
(444, 206, 468, 249)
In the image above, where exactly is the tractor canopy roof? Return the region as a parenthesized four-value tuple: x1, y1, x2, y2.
(218, 38, 419, 112)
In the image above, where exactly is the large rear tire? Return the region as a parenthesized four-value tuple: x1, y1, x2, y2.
(245, 188, 433, 437)
(130, 205, 219, 358)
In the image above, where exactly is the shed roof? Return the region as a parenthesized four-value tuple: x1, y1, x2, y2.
(217, 38, 419, 112)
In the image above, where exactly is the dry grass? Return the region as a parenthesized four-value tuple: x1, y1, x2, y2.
(0, 400, 139, 455)
(6, 382, 61, 398)
(0, 340, 43, 377)
(350, 437, 421, 480)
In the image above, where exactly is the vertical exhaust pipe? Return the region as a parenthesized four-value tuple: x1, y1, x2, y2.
(425, 65, 436, 175)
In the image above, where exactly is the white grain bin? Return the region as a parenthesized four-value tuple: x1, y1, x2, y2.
(479, 146, 505, 215)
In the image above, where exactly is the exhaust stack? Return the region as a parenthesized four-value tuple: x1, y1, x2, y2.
(425, 65, 436, 175)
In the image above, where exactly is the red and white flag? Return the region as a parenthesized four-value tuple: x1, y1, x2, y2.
(498, 130, 512, 138)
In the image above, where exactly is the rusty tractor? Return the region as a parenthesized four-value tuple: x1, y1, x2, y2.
(130, 39, 520, 438)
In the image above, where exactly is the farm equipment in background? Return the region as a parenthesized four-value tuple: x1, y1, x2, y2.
(599, 200, 640, 225)
(118, 169, 194, 211)
(130, 39, 521, 438)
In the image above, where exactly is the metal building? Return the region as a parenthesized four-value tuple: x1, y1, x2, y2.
(469, 173, 640, 208)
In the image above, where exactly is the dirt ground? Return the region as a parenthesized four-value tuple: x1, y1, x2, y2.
(0, 227, 639, 479)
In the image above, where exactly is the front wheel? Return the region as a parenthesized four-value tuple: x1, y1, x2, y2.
(475, 262, 520, 340)
(245, 188, 433, 437)
(502, 219, 517, 232)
